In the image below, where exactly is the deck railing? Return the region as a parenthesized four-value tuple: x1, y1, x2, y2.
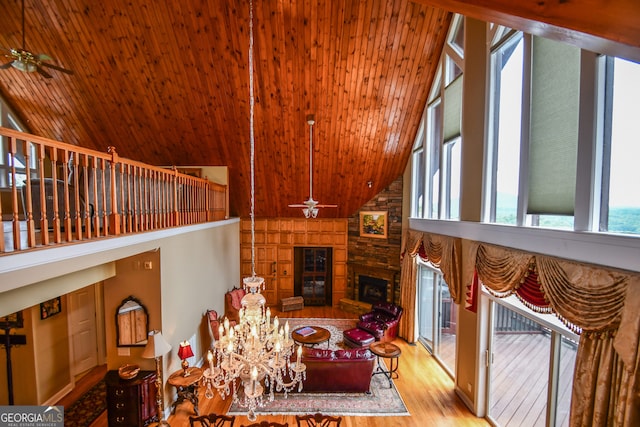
(0, 127, 228, 254)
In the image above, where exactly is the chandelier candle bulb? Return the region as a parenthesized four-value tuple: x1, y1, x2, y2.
(297, 345, 302, 365)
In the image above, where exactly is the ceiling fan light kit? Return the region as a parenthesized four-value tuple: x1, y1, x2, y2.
(288, 115, 338, 217)
(1, 0, 73, 78)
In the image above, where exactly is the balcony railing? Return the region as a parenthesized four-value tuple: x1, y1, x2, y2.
(0, 127, 228, 254)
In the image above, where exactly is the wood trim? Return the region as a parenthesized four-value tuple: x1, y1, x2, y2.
(415, 0, 640, 61)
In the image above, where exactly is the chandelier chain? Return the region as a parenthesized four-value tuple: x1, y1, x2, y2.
(249, 0, 256, 277)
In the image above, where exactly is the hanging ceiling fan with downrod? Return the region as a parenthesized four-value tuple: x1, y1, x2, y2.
(289, 114, 338, 218)
(1, 0, 73, 78)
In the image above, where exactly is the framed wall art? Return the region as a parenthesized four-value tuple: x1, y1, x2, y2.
(40, 297, 62, 320)
(359, 211, 388, 239)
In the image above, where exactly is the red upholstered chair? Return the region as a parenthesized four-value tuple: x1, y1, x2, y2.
(356, 302, 403, 343)
(206, 309, 220, 341)
(224, 287, 246, 325)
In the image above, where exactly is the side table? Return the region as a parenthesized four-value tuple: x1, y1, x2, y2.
(167, 367, 203, 415)
(369, 341, 401, 388)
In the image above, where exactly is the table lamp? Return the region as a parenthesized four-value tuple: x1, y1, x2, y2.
(142, 330, 172, 426)
(178, 340, 194, 377)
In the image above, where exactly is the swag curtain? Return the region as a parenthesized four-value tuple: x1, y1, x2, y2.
(398, 230, 463, 343)
(468, 242, 639, 426)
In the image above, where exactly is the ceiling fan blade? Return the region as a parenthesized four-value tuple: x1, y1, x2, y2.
(316, 204, 338, 208)
(0, 61, 13, 69)
(36, 66, 52, 78)
(40, 62, 73, 75)
(288, 204, 308, 208)
(35, 53, 52, 61)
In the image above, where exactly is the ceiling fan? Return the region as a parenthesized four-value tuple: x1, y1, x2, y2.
(0, 0, 73, 78)
(288, 115, 338, 218)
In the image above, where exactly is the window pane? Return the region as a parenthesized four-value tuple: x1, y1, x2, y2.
(446, 139, 461, 219)
(427, 100, 442, 218)
(437, 278, 456, 372)
(555, 336, 578, 427)
(608, 58, 640, 234)
(418, 266, 435, 350)
(412, 148, 425, 218)
(492, 34, 523, 225)
(489, 303, 550, 426)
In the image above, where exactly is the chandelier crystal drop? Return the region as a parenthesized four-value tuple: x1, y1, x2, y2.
(201, 0, 306, 421)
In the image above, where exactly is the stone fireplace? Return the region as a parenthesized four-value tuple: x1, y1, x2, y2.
(348, 263, 398, 306)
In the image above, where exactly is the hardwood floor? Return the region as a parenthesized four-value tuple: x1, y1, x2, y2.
(83, 306, 487, 427)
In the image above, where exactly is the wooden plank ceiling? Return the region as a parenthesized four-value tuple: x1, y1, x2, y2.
(0, 0, 450, 218)
(2, 1, 637, 219)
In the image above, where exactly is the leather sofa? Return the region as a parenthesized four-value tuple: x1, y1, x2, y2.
(357, 302, 403, 343)
(298, 347, 375, 393)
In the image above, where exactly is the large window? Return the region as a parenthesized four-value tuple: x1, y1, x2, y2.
(598, 57, 640, 234)
(411, 122, 425, 218)
(482, 27, 640, 236)
(418, 261, 457, 375)
(485, 294, 578, 427)
(486, 31, 523, 224)
(410, 14, 463, 220)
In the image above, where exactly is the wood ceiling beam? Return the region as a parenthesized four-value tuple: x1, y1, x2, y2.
(414, 0, 640, 61)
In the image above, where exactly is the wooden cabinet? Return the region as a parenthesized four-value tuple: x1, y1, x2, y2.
(106, 370, 157, 427)
(240, 218, 348, 307)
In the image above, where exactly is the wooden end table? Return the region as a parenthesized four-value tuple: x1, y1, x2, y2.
(369, 341, 401, 388)
(167, 366, 203, 415)
(291, 326, 331, 348)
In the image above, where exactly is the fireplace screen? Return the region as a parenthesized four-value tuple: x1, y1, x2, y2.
(358, 275, 388, 304)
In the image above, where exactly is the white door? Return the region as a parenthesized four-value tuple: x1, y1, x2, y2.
(69, 285, 98, 376)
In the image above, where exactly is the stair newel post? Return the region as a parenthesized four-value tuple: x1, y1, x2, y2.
(107, 146, 121, 236)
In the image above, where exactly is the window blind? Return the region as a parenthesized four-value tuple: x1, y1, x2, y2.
(443, 75, 463, 143)
(527, 36, 580, 215)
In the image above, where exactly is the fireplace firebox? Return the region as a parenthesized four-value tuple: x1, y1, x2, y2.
(358, 275, 388, 304)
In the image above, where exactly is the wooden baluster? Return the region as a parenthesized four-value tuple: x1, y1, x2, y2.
(7, 136, 21, 251)
(143, 168, 149, 231)
(62, 150, 72, 242)
(125, 164, 132, 233)
(22, 140, 35, 247)
(37, 144, 49, 244)
(132, 165, 139, 232)
(50, 147, 62, 243)
(90, 156, 100, 236)
(71, 151, 82, 241)
(98, 158, 108, 234)
(82, 154, 92, 239)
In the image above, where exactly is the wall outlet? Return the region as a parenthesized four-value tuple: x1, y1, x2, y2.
(467, 383, 472, 392)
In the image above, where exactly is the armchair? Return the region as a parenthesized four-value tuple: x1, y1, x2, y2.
(224, 287, 246, 325)
(356, 302, 403, 343)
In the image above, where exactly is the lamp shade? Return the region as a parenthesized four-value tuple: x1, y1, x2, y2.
(141, 330, 172, 359)
(178, 341, 194, 360)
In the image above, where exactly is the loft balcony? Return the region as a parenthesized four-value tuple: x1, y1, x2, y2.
(0, 126, 228, 255)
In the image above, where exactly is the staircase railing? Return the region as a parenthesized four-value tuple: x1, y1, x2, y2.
(0, 126, 228, 254)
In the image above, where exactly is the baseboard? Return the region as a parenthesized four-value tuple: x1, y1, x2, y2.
(455, 385, 478, 416)
(43, 382, 74, 406)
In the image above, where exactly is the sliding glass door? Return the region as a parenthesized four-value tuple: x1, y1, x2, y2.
(417, 261, 457, 375)
(485, 295, 578, 426)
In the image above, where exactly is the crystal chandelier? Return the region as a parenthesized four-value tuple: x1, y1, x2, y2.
(201, 0, 306, 421)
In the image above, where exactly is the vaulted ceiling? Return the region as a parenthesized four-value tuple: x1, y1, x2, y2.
(0, 0, 638, 218)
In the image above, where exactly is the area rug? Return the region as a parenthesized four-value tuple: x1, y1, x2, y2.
(64, 380, 107, 427)
(228, 318, 410, 417)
